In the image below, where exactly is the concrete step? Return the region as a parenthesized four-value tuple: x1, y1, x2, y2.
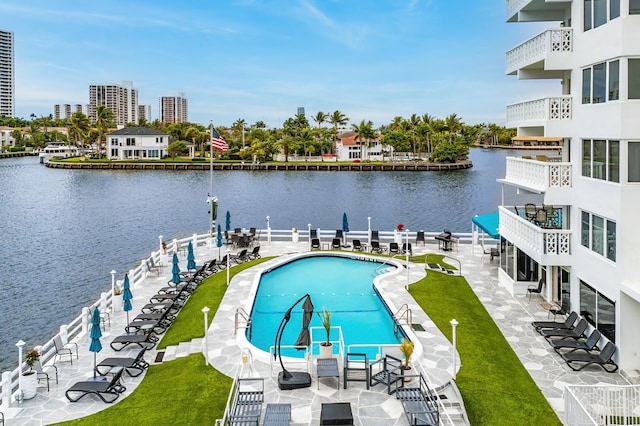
(190, 337, 204, 354)
(175, 341, 192, 358)
(163, 345, 177, 361)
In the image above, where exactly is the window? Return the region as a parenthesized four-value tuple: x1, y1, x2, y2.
(608, 60, 619, 101)
(110, 138, 118, 146)
(610, 0, 620, 18)
(582, 139, 619, 181)
(629, 59, 640, 99)
(580, 280, 616, 342)
(584, 0, 620, 29)
(631, 0, 640, 14)
(581, 210, 616, 260)
(584, 0, 593, 30)
(126, 137, 136, 146)
(582, 68, 592, 104)
(629, 141, 640, 182)
(594, 0, 607, 26)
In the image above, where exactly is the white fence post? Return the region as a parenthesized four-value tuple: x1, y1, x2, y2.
(2, 371, 11, 407)
(60, 325, 68, 344)
(129, 269, 136, 289)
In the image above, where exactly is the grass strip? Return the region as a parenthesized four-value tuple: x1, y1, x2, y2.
(55, 354, 230, 425)
(159, 256, 273, 349)
(408, 269, 561, 425)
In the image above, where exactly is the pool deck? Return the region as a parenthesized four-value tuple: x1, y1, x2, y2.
(3, 239, 636, 425)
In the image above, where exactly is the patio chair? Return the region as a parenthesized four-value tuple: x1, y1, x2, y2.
(146, 259, 162, 276)
(525, 203, 537, 220)
(550, 329, 601, 354)
(231, 233, 240, 248)
(310, 229, 318, 240)
(526, 278, 544, 299)
(247, 245, 261, 260)
(352, 239, 364, 251)
(95, 348, 150, 377)
(543, 204, 558, 228)
(389, 242, 400, 254)
(532, 311, 579, 331)
(234, 227, 242, 234)
(335, 230, 343, 240)
(331, 238, 341, 249)
(369, 354, 403, 394)
(371, 230, 380, 242)
(562, 341, 618, 372)
(53, 335, 78, 365)
(541, 318, 588, 341)
(416, 231, 425, 246)
(344, 352, 369, 389)
(249, 227, 256, 236)
(230, 249, 248, 263)
(224, 230, 231, 245)
(534, 209, 548, 227)
(402, 242, 413, 255)
(34, 359, 57, 391)
(311, 238, 321, 250)
(370, 240, 386, 254)
(65, 368, 125, 403)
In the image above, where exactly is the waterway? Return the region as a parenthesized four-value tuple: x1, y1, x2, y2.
(0, 148, 545, 372)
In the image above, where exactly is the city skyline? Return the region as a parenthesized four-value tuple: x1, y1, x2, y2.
(2, 0, 554, 128)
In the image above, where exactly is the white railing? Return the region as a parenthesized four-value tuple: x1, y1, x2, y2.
(506, 28, 572, 74)
(499, 207, 571, 256)
(504, 156, 572, 191)
(565, 385, 640, 426)
(506, 96, 572, 123)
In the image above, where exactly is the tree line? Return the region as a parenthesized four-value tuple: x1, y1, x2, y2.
(0, 110, 516, 163)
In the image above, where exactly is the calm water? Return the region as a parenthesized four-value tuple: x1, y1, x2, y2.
(0, 148, 536, 371)
(249, 255, 400, 359)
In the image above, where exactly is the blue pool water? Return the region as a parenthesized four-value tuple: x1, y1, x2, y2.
(248, 255, 402, 358)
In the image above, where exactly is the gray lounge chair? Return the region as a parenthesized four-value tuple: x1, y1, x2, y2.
(532, 311, 578, 331)
(310, 238, 321, 250)
(95, 348, 149, 377)
(541, 318, 588, 341)
(247, 245, 261, 260)
(562, 341, 618, 372)
(110, 333, 157, 351)
(550, 329, 601, 354)
(65, 369, 126, 403)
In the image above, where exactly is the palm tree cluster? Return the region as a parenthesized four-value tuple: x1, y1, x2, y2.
(1, 110, 515, 162)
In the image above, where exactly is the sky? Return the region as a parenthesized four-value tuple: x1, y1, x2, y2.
(2, 0, 557, 128)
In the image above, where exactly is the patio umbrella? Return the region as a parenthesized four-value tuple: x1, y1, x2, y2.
(342, 212, 350, 244)
(293, 295, 315, 349)
(187, 241, 196, 271)
(216, 224, 223, 260)
(89, 307, 103, 378)
(122, 273, 133, 325)
(225, 210, 231, 232)
(171, 252, 181, 284)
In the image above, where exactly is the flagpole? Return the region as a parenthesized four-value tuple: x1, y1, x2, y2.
(209, 121, 215, 237)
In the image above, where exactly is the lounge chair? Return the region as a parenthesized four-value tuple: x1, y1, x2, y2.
(402, 242, 412, 255)
(562, 341, 618, 372)
(396, 372, 440, 426)
(65, 368, 126, 403)
(527, 278, 544, 299)
(416, 231, 425, 246)
(310, 238, 321, 250)
(370, 240, 386, 254)
(371, 230, 379, 242)
(389, 242, 399, 254)
(550, 329, 601, 354)
(125, 319, 166, 335)
(352, 239, 364, 251)
(331, 238, 341, 249)
(335, 230, 343, 240)
(95, 348, 149, 377)
(540, 318, 588, 341)
(247, 245, 261, 260)
(532, 311, 579, 331)
(110, 333, 157, 351)
(230, 249, 248, 264)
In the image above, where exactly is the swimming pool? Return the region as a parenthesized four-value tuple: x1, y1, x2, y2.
(247, 254, 404, 359)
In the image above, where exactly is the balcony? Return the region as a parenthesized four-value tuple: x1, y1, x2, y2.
(507, 0, 571, 23)
(501, 156, 571, 193)
(499, 206, 572, 265)
(506, 96, 571, 126)
(506, 28, 572, 77)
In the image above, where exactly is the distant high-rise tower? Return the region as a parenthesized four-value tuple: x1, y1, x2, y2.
(89, 81, 138, 126)
(297, 107, 305, 116)
(138, 105, 152, 123)
(160, 94, 188, 123)
(54, 104, 87, 119)
(0, 30, 15, 117)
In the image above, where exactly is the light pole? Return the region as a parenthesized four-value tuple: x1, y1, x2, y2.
(450, 319, 459, 379)
(307, 223, 312, 251)
(266, 216, 271, 243)
(405, 228, 410, 290)
(202, 306, 210, 366)
(16, 339, 25, 402)
(159, 235, 163, 253)
(367, 216, 372, 244)
(226, 248, 231, 286)
(110, 270, 116, 308)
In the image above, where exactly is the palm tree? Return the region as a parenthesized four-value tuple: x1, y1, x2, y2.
(328, 110, 348, 153)
(351, 120, 376, 160)
(313, 111, 328, 129)
(95, 105, 115, 157)
(67, 112, 91, 149)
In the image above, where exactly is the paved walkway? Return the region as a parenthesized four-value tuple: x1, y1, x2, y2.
(3, 239, 636, 425)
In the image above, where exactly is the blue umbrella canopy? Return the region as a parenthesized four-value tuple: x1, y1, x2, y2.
(171, 252, 181, 284)
(216, 224, 223, 248)
(89, 307, 102, 377)
(123, 273, 133, 324)
(342, 212, 350, 233)
(225, 210, 231, 232)
(187, 241, 196, 271)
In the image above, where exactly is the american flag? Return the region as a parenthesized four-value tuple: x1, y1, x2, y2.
(211, 127, 229, 151)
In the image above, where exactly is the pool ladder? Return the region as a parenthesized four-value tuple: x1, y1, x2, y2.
(235, 307, 252, 340)
(393, 304, 412, 336)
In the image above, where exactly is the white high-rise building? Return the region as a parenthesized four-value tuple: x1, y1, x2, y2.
(89, 81, 138, 126)
(499, 0, 640, 375)
(0, 29, 14, 117)
(138, 104, 152, 123)
(54, 104, 87, 119)
(159, 94, 188, 123)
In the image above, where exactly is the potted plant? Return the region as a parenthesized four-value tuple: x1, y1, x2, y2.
(292, 227, 299, 243)
(112, 284, 123, 312)
(317, 307, 333, 358)
(21, 348, 40, 399)
(395, 223, 405, 244)
(399, 338, 414, 382)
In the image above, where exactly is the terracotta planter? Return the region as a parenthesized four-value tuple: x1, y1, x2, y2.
(319, 343, 333, 358)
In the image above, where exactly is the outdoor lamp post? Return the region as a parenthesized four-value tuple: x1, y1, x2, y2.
(202, 306, 210, 366)
(16, 339, 25, 402)
(451, 319, 459, 379)
(110, 270, 116, 307)
(266, 216, 271, 243)
(405, 228, 410, 289)
(159, 235, 163, 252)
(226, 248, 231, 286)
(307, 223, 312, 251)
(367, 216, 372, 243)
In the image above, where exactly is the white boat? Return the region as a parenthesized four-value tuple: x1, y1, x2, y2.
(39, 143, 80, 163)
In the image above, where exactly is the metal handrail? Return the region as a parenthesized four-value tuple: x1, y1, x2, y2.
(234, 307, 252, 339)
(394, 304, 412, 327)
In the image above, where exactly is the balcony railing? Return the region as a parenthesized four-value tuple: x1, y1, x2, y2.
(506, 28, 572, 75)
(499, 206, 571, 257)
(504, 156, 571, 192)
(506, 96, 572, 123)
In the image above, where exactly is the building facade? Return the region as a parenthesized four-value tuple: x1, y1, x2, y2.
(159, 94, 188, 123)
(500, 0, 640, 372)
(138, 104, 152, 123)
(89, 81, 138, 126)
(0, 29, 14, 117)
(107, 126, 168, 160)
(53, 104, 87, 120)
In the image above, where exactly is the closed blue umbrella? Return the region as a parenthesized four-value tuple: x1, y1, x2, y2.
(225, 210, 231, 232)
(171, 252, 181, 284)
(187, 241, 196, 271)
(123, 273, 133, 325)
(216, 224, 223, 260)
(89, 307, 102, 378)
(342, 212, 349, 244)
